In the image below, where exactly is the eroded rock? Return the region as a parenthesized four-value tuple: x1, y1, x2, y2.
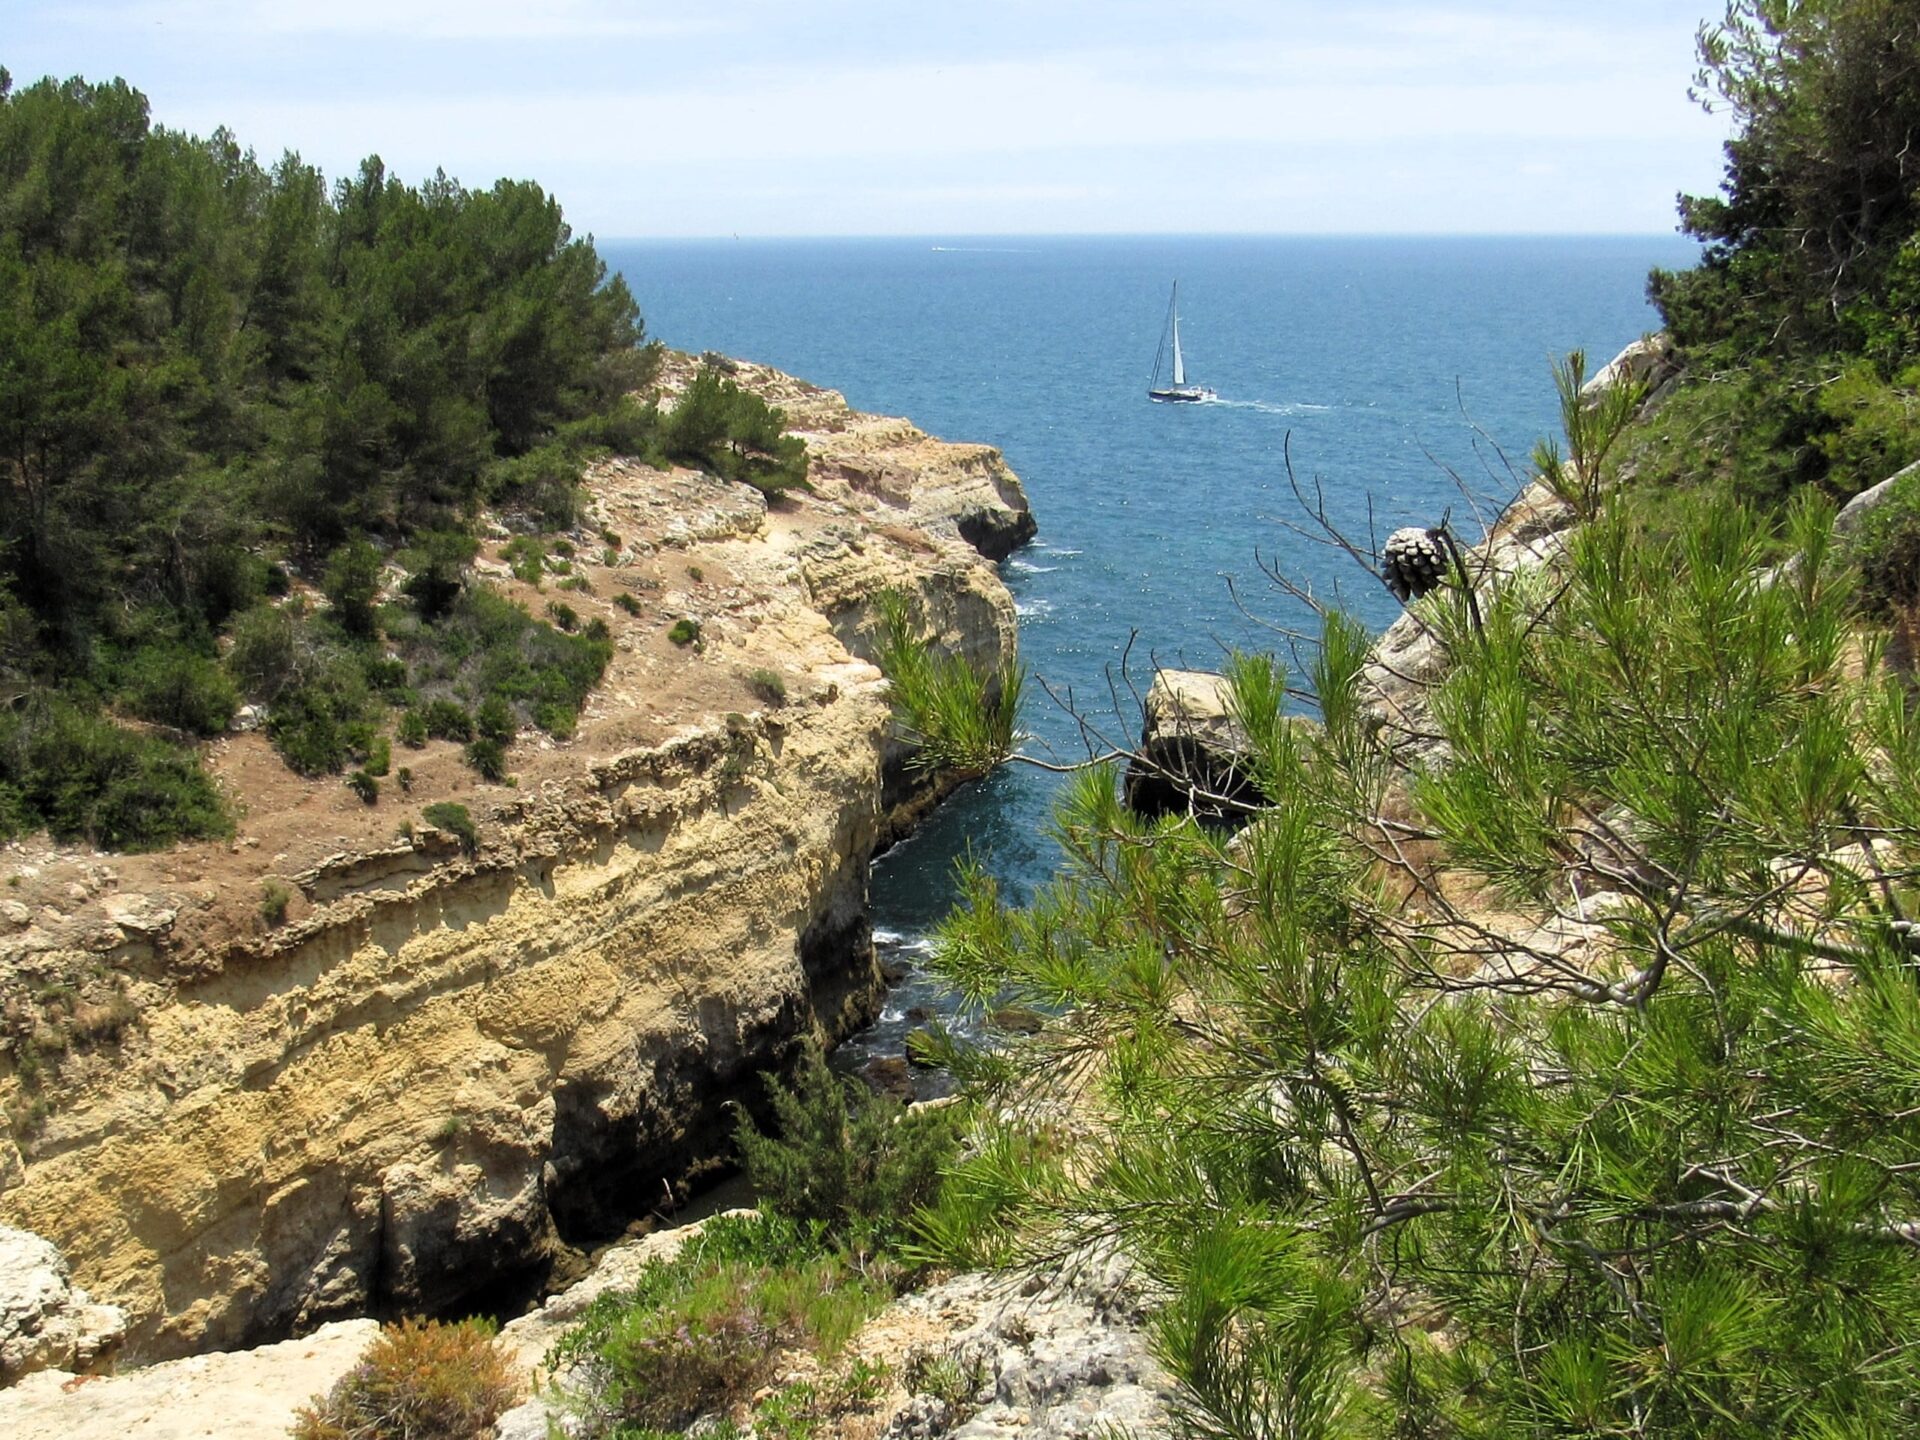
(0, 1226, 126, 1386)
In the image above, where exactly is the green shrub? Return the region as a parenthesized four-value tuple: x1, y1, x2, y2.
(500, 536, 547, 589)
(260, 878, 293, 926)
(734, 1048, 959, 1246)
(222, 603, 300, 702)
(0, 697, 231, 851)
(747, 667, 788, 706)
(873, 590, 1022, 777)
(545, 601, 579, 632)
(668, 618, 700, 647)
(322, 539, 385, 638)
(1850, 463, 1920, 614)
(548, 1214, 888, 1434)
(266, 667, 378, 776)
(419, 698, 473, 742)
(613, 591, 643, 617)
(422, 801, 477, 854)
(121, 646, 240, 736)
(688, 564, 704, 583)
(396, 709, 429, 748)
(396, 766, 413, 793)
(399, 530, 478, 620)
(290, 1318, 519, 1440)
(463, 737, 509, 782)
(474, 697, 515, 744)
(345, 770, 379, 804)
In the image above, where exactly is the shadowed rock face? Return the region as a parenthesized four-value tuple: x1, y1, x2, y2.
(1124, 669, 1273, 825)
(0, 358, 1030, 1361)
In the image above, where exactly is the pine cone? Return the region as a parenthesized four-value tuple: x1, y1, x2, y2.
(1382, 527, 1449, 602)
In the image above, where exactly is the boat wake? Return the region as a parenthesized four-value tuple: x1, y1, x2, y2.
(1205, 397, 1332, 415)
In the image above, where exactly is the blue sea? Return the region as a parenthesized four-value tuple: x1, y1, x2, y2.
(601, 234, 1698, 1065)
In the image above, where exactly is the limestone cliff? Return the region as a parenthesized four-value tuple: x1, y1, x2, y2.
(0, 360, 1030, 1362)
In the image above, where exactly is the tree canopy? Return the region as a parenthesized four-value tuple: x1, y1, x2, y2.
(0, 71, 824, 848)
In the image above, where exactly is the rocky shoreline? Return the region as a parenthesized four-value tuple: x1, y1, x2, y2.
(0, 358, 1032, 1368)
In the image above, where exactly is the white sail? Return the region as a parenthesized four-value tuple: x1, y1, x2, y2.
(1171, 311, 1186, 386)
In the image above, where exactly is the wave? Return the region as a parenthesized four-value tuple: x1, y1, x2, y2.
(1015, 598, 1056, 618)
(1006, 558, 1058, 574)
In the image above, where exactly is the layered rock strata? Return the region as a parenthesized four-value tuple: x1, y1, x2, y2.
(0, 361, 1029, 1362)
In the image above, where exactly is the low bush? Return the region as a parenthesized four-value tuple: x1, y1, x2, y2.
(735, 1048, 960, 1246)
(668, 618, 700, 647)
(422, 801, 477, 853)
(0, 697, 231, 851)
(418, 698, 473, 742)
(464, 737, 509, 782)
(747, 667, 788, 706)
(260, 878, 293, 926)
(291, 1318, 519, 1440)
(548, 1214, 889, 1435)
(396, 709, 430, 748)
(345, 770, 379, 804)
(120, 645, 240, 736)
(613, 591, 642, 617)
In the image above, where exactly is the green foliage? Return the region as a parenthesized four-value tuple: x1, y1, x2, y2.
(422, 801, 476, 854)
(1530, 347, 1645, 519)
(345, 769, 378, 804)
(548, 1213, 890, 1435)
(932, 493, 1920, 1436)
(1846, 457, 1920, 616)
(613, 590, 642, 617)
(746, 666, 788, 706)
(290, 1318, 520, 1440)
(1640, 3, 1920, 507)
(667, 617, 699, 647)
(260, 878, 292, 925)
(734, 1047, 960, 1247)
(500, 535, 548, 588)
(0, 73, 647, 846)
(463, 736, 508, 782)
(662, 364, 811, 496)
(120, 643, 239, 736)
(873, 589, 1023, 777)
(0, 696, 231, 849)
(322, 540, 384, 637)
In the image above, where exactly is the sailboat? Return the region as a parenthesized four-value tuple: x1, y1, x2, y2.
(1148, 281, 1216, 403)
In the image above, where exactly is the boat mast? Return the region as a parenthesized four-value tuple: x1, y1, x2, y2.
(1170, 283, 1186, 388)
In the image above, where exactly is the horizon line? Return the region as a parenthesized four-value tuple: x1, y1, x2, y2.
(597, 229, 1697, 244)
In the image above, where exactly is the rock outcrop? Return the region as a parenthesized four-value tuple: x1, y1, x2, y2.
(0, 1318, 379, 1439)
(0, 1226, 127, 1385)
(1123, 669, 1267, 822)
(0, 361, 1031, 1362)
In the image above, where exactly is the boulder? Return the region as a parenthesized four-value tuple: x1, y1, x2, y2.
(0, 1226, 127, 1386)
(1123, 669, 1269, 823)
(1581, 332, 1680, 410)
(1834, 458, 1920, 541)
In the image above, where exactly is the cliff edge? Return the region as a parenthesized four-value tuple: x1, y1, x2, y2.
(0, 359, 1031, 1362)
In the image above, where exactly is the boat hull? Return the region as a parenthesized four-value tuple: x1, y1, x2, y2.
(1149, 386, 1216, 403)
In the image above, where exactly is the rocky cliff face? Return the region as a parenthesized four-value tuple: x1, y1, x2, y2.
(0, 360, 1029, 1362)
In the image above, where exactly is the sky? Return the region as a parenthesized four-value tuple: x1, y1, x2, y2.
(7, 1, 1735, 238)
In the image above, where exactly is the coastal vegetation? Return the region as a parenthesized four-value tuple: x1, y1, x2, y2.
(887, 4, 1920, 1436)
(0, 70, 812, 849)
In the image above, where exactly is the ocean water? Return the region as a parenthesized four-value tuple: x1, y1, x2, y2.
(601, 234, 1698, 1067)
